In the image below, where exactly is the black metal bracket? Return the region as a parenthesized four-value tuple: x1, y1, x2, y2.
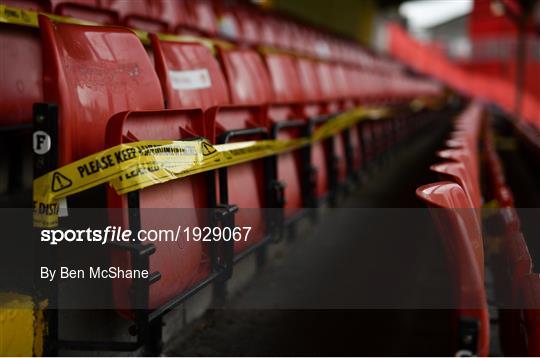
(457, 317, 479, 356)
(126, 190, 164, 356)
(33, 103, 60, 356)
(213, 203, 238, 281)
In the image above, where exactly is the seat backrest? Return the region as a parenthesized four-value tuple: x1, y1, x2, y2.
(216, 47, 273, 106)
(416, 181, 489, 356)
(207, 49, 272, 254)
(437, 148, 479, 191)
(261, 53, 305, 212)
(430, 162, 482, 209)
(186, 0, 218, 36)
(39, 16, 164, 164)
(1, 0, 46, 10)
(106, 109, 207, 211)
(150, 35, 230, 110)
(155, 0, 191, 32)
(50, 0, 119, 25)
(101, 0, 167, 33)
(295, 58, 323, 103)
(263, 53, 303, 104)
(105, 109, 210, 311)
(49, 0, 97, 9)
(0, 24, 42, 127)
(215, 5, 240, 41)
(258, 14, 277, 47)
(416, 181, 484, 281)
(333, 64, 352, 100)
(234, 7, 260, 44)
(315, 61, 338, 101)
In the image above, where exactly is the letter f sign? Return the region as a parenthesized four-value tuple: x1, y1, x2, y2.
(33, 130, 51, 155)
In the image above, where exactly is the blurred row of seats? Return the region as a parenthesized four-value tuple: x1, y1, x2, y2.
(32, 17, 442, 319)
(417, 101, 540, 356)
(483, 119, 540, 356)
(417, 103, 489, 356)
(2, 0, 402, 70)
(0, 1, 442, 129)
(0, 3, 446, 351)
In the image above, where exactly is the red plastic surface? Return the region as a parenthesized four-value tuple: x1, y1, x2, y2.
(150, 35, 230, 110)
(101, 0, 168, 33)
(210, 107, 268, 254)
(296, 58, 323, 103)
(1, 0, 46, 11)
(264, 53, 303, 104)
(416, 181, 489, 356)
(0, 25, 42, 126)
(436, 148, 479, 195)
(430, 161, 482, 209)
(206, 47, 273, 253)
(262, 53, 306, 213)
(523, 274, 540, 356)
(186, 0, 218, 36)
(106, 108, 210, 311)
(39, 16, 164, 165)
(217, 48, 272, 106)
(50, 0, 119, 25)
(234, 7, 260, 44)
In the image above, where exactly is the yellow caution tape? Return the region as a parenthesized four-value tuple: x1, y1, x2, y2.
(0, 4, 39, 27)
(33, 107, 386, 228)
(0, 4, 100, 28)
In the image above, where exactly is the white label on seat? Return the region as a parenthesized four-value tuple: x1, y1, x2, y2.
(169, 69, 212, 90)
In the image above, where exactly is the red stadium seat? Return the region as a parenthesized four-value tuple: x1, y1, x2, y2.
(233, 7, 260, 45)
(185, 0, 218, 37)
(214, 4, 240, 41)
(156, 0, 193, 35)
(437, 148, 480, 198)
(416, 182, 489, 356)
(319, 63, 356, 182)
(295, 58, 336, 201)
(101, 0, 168, 33)
(214, 47, 272, 255)
(315, 61, 340, 113)
(39, 16, 164, 165)
(0, 23, 42, 127)
(0, 14, 42, 194)
(332, 64, 354, 109)
(295, 58, 324, 113)
(496, 232, 532, 356)
(39, 16, 222, 312)
(258, 14, 279, 47)
(332, 64, 363, 177)
(150, 36, 272, 256)
(523, 274, 540, 356)
(50, 0, 119, 25)
(430, 161, 482, 209)
(150, 35, 229, 110)
(1, 0, 45, 11)
(106, 109, 213, 311)
(263, 53, 307, 219)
